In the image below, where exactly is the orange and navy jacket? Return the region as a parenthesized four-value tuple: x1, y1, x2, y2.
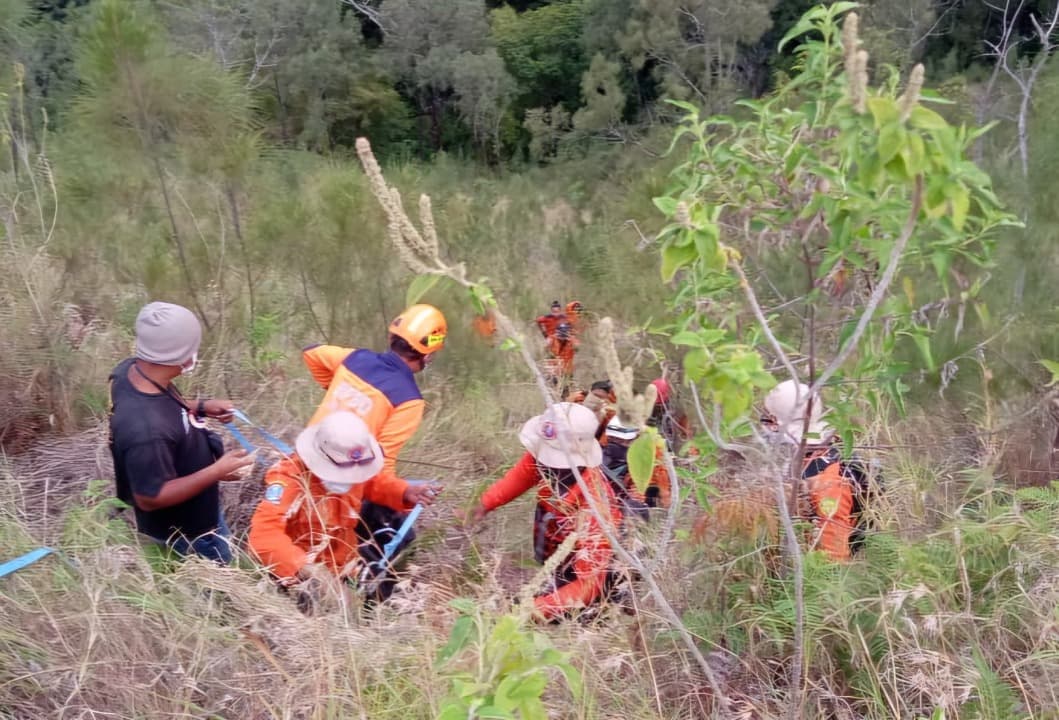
(302, 345, 423, 493)
(801, 446, 859, 562)
(247, 455, 408, 582)
(480, 452, 621, 620)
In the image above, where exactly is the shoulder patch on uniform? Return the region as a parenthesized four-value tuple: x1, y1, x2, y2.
(265, 483, 285, 504)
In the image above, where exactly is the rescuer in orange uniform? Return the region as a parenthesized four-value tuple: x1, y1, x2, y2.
(301, 304, 446, 504)
(466, 403, 623, 621)
(248, 411, 441, 605)
(761, 380, 876, 561)
(565, 300, 585, 333)
(546, 322, 578, 379)
(535, 300, 565, 340)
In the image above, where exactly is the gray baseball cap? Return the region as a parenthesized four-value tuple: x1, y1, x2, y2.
(134, 302, 202, 366)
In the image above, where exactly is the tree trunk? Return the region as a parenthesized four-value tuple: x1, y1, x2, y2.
(226, 184, 255, 328)
(273, 73, 290, 144)
(1018, 91, 1030, 179)
(429, 93, 443, 151)
(152, 155, 212, 331)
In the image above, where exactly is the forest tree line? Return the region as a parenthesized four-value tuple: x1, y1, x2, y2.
(6, 0, 1057, 163)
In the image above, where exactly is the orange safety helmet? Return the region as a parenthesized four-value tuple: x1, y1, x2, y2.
(389, 304, 448, 355)
(565, 300, 583, 316)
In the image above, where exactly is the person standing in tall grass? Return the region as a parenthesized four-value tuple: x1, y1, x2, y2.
(108, 302, 254, 563)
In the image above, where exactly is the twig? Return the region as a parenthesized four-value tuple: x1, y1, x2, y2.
(775, 450, 805, 720)
(730, 258, 800, 385)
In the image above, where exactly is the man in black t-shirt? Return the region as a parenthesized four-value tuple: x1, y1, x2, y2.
(109, 302, 254, 563)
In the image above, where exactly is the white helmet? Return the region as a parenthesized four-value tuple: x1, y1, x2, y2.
(763, 380, 833, 444)
(605, 416, 639, 441)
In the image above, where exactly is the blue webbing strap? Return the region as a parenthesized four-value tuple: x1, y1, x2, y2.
(0, 547, 54, 579)
(222, 409, 293, 455)
(380, 504, 424, 564)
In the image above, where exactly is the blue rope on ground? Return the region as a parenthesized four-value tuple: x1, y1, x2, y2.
(0, 547, 54, 579)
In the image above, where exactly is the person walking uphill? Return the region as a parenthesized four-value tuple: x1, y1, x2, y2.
(467, 403, 623, 621)
(301, 304, 445, 509)
(535, 300, 565, 340)
(248, 411, 441, 607)
(108, 302, 254, 563)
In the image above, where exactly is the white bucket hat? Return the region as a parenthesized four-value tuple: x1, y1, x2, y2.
(763, 380, 833, 444)
(605, 416, 639, 441)
(295, 411, 385, 485)
(519, 402, 603, 469)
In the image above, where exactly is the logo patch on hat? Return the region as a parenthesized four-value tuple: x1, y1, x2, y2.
(426, 332, 445, 347)
(541, 421, 557, 440)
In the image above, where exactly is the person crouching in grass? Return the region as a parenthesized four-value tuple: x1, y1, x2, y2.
(466, 403, 624, 621)
(248, 411, 441, 611)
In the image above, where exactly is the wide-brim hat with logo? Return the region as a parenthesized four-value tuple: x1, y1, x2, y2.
(296, 411, 385, 485)
(519, 402, 603, 469)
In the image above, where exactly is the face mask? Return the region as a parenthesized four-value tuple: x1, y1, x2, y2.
(321, 478, 355, 495)
(762, 427, 797, 447)
(180, 353, 199, 376)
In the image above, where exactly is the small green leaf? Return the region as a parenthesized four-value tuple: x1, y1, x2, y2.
(652, 196, 678, 216)
(1039, 360, 1059, 387)
(948, 184, 969, 232)
(867, 97, 899, 128)
(407, 273, 443, 306)
(683, 348, 709, 382)
(664, 99, 700, 115)
(437, 705, 466, 720)
(497, 672, 548, 706)
(627, 431, 657, 494)
(930, 251, 952, 285)
(499, 337, 520, 351)
(468, 284, 495, 315)
(778, 18, 817, 51)
(909, 331, 935, 372)
(909, 105, 948, 130)
(671, 330, 705, 347)
(518, 699, 548, 720)
(661, 243, 697, 281)
(556, 662, 583, 695)
(437, 616, 475, 665)
(448, 597, 477, 614)
(878, 123, 905, 165)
